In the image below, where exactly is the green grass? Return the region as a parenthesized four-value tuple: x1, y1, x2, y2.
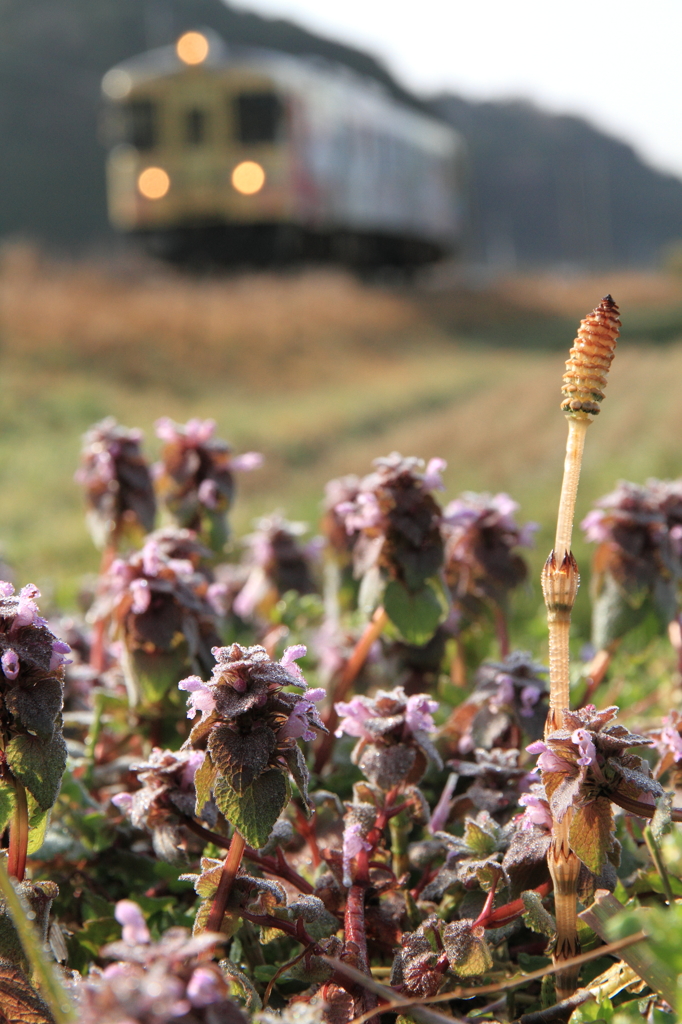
(2, 262, 682, 619)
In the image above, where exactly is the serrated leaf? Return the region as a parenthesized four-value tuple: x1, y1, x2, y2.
(194, 750, 218, 817)
(283, 745, 312, 814)
(209, 723, 276, 795)
(569, 797, 614, 875)
(522, 890, 556, 938)
(442, 920, 493, 978)
(383, 579, 445, 646)
(0, 960, 56, 1024)
(6, 733, 67, 811)
(214, 770, 289, 848)
(3, 680, 63, 744)
(462, 818, 499, 857)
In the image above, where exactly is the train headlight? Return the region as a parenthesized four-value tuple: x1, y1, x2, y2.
(138, 167, 170, 200)
(176, 32, 209, 65)
(231, 161, 266, 196)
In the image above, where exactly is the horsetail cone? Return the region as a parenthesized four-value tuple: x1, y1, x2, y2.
(561, 295, 621, 419)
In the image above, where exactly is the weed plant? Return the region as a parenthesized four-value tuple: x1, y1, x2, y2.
(1, 296, 682, 1024)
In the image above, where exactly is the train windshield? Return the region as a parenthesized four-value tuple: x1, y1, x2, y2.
(123, 99, 158, 150)
(185, 108, 206, 145)
(234, 92, 283, 144)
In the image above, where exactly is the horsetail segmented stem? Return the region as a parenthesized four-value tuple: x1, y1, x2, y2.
(544, 296, 620, 1000)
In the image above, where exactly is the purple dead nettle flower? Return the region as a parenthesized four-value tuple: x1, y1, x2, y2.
(89, 528, 222, 695)
(0, 582, 70, 772)
(526, 704, 663, 832)
(154, 416, 262, 546)
(331, 453, 445, 592)
(447, 748, 531, 816)
(75, 417, 156, 549)
(112, 747, 213, 861)
(648, 711, 682, 775)
(582, 480, 682, 647)
(180, 644, 327, 811)
(336, 686, 442, 789)
(232, 513, 318, 621)
(448, 652, 548, 755)
(76, 902, 242, 1024)
(442, 491, 537, 619)
(518, 786, 553, 832)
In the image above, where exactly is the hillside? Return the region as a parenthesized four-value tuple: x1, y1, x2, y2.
(2, 0, 682, 266)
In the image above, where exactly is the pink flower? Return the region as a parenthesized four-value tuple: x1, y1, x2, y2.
(178, 675, 217, 719)
(141, 540, 161, 577)
(232, 452, 264, 472)
(336, 492, 383, 534)
(11, 584, 46, 630)
(1, 649, 19, 680)
(186, 966, 223, 1007)
(660, 719, 682, 762)
(581, 508, 610, 543)
(198, 478, 219, 510)
(423, 457, 447, 491)
(278, 689, 325, 742)
(429, 772, 458, 833)
(572, 728, 598, 769)
(405, 694, 439, 735)
(0, 581, 15, 599)
(49, 639, 72, 672)
(519, 684, 543, 717)
(526, 740, 567, 774)
(342, 822, 372, 886)
(335, 696, 374, 739)
(111, 792, 133, 813)
(280, 645, 307, 684)
(130, 578, 151, 614)
(518, 792, 553, 831)
(115, 900, 150, 945)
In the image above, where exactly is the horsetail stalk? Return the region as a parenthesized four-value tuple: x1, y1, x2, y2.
(543, 295, 620, 999)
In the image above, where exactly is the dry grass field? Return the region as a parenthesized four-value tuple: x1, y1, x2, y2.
(2, 242, 682, 607)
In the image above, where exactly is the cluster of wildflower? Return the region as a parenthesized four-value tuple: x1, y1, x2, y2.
(75, 417, 156, 549)
(582, 478, 682, 646)
(445, 651, 547, 754)
(180, 644, 326, 839)
(232, 513, 318, 621)
(89, 528, 222, 701)
(332, 452, 445, 591)
(0, 581, 69, 781)
(75, 900, 246, 1024)
(442, 491, 537, 620)
(528, 704, 662, 874)
(112, 747, 211, 861)
(154, 417, 262, 549)
(336, 686, 442, 789)
(649, 710, 682, 776)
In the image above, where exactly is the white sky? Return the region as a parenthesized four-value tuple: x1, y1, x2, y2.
(231, 0, 682, 180)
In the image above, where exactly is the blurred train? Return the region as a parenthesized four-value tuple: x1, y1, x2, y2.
(101, 30, 465, 268)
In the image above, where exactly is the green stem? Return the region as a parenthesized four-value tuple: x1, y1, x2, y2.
(8, 782, 29, 882)
(643, 824, 674, 905)
(0, 858, 76, 1023)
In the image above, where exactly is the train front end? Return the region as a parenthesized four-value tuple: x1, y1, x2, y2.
(102, 31, 293, 261)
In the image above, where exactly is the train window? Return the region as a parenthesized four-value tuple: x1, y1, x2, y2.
(125, 100, 158, 150)
(234, 92, 283, 144)
(185, 108, 206, 145)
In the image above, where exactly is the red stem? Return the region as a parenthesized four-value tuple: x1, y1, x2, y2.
(181, 816, 314, 893)
(478, 881, 553, 929)
(205, 831, 246, 933)
(314, 607, 388, 774)
(7, 783, 28, 882)
(473, 875, 499, 928)
(89, 543, 116, 672)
